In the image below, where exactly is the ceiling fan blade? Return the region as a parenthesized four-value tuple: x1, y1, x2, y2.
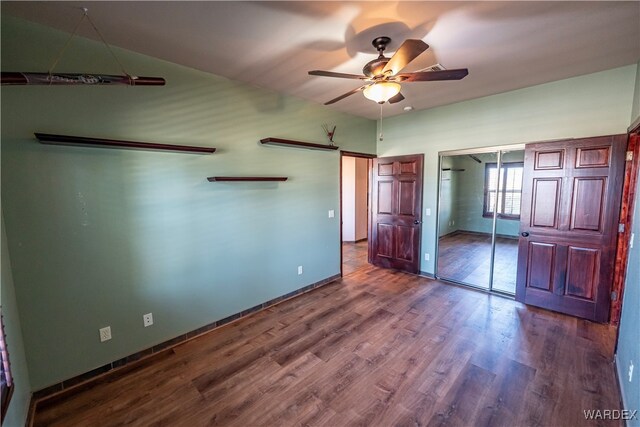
(388, 92, 405, 104)
(382, 39, 429, 76)
(309, 70, 368, 80)
(394, 68, 469, 82)
(324, 85, 368, 105)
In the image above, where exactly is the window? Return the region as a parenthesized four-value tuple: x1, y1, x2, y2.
(483, 162, 524, 220)
(0, 309, 13, 423)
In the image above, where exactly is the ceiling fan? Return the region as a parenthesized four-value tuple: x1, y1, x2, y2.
(308, 36, 468, 105)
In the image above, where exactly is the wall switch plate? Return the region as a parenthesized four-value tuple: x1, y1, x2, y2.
(99, 326, 111, 342)
(630, 233, 635, 249)
(425, 253, 430, 261)
(298, 265, 303, 275)
(328, 210, 335, 218)
(629, 360, 634, 382)
(143, 313, 153, 327)
(425, 208, 431, 216)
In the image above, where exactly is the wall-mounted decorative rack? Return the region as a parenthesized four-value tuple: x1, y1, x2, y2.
(260, 137, 338, 151)
(2, 72, 165, 86)
(34, 133, 215, 154)
(207, 177, 288, 182)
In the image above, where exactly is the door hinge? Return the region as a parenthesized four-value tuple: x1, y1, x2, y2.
(611, 291, 618, 301)
(618, 223, 625, 233)
(626, 151, 634, 161)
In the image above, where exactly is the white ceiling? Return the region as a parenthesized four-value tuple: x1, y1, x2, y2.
(3, 1, 640, 119)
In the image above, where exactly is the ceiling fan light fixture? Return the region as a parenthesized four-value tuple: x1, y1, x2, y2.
(363, 82, 401, 104)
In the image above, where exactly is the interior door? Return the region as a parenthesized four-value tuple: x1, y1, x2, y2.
(515, 135, 626, 322)
(369, 154, 424, 274)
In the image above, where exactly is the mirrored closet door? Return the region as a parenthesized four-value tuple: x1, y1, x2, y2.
(436, 148, 524, 295)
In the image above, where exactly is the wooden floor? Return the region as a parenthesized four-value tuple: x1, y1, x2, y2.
(438, 231, 519, 293)
(34, 265, 621, 427)
(342, 240, 368, 275)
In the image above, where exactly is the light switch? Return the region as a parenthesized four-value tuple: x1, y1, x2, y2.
(425, 208, 431, 216)
(328, 210, 335, 218)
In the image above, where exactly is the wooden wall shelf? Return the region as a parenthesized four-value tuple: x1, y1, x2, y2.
(207, 177, 288, 182)
(35, 133, 216, 154)
(260, 137, 338, 151)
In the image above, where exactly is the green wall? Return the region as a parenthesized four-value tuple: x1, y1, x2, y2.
(0, 16, 375, 390)
(1, 214, 32, 427)
(632, 59, 640, 124)
(437, 156, 456, 237)
(379, 64, 637, 274)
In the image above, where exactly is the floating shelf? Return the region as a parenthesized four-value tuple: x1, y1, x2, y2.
(260, 137, 338, 151)
(207, 176, 288, 182)
(35, 133, 215, 154)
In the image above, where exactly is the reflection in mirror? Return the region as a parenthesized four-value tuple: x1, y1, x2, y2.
(437, 152, 498, 290)
(437, 150, 523, 295)
(492, 150, 525, 294)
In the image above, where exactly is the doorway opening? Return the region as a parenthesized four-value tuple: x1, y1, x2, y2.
(436, 147, 525, 295)
(340, 152, 373, 276)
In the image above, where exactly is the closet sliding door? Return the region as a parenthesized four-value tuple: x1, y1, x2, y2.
(436, 148, 524, 295)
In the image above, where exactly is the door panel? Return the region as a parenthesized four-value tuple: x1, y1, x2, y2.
(531, 179, 561, 228)
(576, 146, 610, 168)
(527, 242, 556, 291)
(370, 154, 423, 274)
(377, 181, 393, 214)
(376, 224, 394, 258)
(570, 177, 605, 231)
(535, 150, 565, 170)
(398, 180, 416, 215)
(565, 246, 599, 300)
(516, 135, 626, 322)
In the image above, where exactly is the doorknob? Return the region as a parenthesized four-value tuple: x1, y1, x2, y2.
(521, 232, 530, 237)
(414, 220, 422, 225)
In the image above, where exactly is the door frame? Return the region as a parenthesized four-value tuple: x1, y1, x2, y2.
(434, 143, 525, 295)
(611, 122, 640, 325)
(339, 150, 376, 277)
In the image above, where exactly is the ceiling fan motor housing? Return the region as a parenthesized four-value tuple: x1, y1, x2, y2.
(363, 36, 392, 77)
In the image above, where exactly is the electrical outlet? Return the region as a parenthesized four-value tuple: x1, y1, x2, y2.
(328, 210, 335, 218)
(298, 265, 303, 275)
(425, 253, 430, 261)
(99, 326, 111, 342)
(143, 313, 153, 327)
(629, 360, 634, 382)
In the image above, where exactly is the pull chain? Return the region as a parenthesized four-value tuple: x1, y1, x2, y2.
(379, 103, 384, 142)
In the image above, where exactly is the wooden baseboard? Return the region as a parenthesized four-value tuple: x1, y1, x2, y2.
(27, 274, 341, 419)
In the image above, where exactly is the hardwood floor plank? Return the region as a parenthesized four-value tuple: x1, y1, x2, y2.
(426, 362, 496, 427)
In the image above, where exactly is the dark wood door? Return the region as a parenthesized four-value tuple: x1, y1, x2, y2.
(369, 154, 424, 274)
(515, 135, 626, 322)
